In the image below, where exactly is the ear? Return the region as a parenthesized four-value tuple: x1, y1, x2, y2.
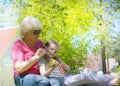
(23, 32, 28, 37)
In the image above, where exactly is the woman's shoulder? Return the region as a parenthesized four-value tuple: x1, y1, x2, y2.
(12, 39, 26, 49)
(37, 40, 43, 44)
(11, 39, 24, 51)
(13, 39, 22, 45)
(36, 40, 43, 48)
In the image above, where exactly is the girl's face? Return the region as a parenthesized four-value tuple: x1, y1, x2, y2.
(46, 43, 59, 59)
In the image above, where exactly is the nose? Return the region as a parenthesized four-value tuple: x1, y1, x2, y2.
(35, 34, 40, 38)
(51, 50, 56, 54)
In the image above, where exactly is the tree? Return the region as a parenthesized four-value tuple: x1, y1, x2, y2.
(12, 0, 120, 74)
(91, 0, 120, 73)
(17, 0, 98, 73)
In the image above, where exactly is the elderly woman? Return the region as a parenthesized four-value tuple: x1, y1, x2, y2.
(11, 16, 50, 86)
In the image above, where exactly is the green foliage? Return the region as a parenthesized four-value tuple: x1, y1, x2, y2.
(10, 0, 120, 74)
(17, 0, 98, 73)
(114, 66, 120, 72)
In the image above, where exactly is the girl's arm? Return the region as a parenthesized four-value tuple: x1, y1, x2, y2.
(39, 59, 58, 76)
(55, 57, 70, 74)
(58, 61, 70, 74)
(39, 65, 55, 76)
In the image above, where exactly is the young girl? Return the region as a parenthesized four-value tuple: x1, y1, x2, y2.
(39, 40, 119, 86)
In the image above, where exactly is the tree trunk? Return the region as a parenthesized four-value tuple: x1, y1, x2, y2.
(100, 0, 107, 74)
(101, 42, 107, 74)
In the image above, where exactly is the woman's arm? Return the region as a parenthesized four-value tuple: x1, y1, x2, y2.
(14, 48, 46, 73)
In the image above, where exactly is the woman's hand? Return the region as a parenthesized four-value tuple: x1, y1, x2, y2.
(35, 48, 46, 60)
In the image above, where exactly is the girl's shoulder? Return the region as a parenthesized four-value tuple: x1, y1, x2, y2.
(39, 58, 47, 64)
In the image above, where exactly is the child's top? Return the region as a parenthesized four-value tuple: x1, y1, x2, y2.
(39, 58, 65, 77)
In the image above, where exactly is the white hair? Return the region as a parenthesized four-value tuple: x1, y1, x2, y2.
(19, 16, 42, 38)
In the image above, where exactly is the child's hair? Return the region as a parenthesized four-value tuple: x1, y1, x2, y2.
(44, 40, 60, 60)
(44, 40, 60, 49)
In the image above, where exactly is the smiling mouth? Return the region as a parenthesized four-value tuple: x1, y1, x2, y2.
(50, 54, 54, 57)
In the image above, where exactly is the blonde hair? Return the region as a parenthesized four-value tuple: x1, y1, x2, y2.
(45, 40, 60, 49)
(19, 16, 42, 38)
(45, 40, 60, 60)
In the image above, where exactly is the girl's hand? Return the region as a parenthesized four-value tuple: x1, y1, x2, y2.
(48, 59, 59, 68)
(58, 63, 69, 74)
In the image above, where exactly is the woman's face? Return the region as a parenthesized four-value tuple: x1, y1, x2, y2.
(25, 29, 42, 42)
(46, 43, 59, 59)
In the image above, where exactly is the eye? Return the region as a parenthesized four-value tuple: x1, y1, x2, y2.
(54, 51, 57, 54)
(51, 48, 57, 53)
